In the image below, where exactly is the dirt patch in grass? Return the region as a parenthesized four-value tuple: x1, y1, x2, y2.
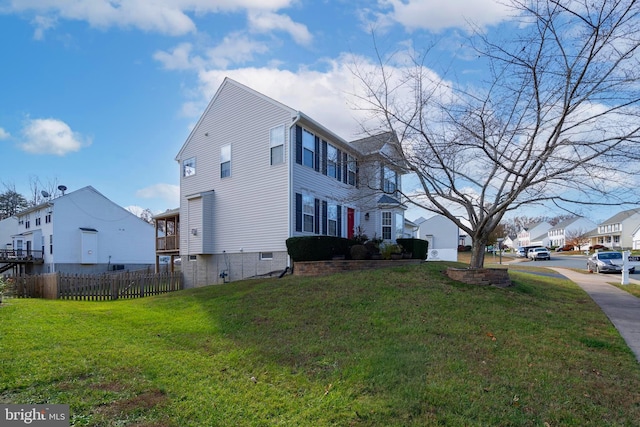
(97, 389, 167, 415)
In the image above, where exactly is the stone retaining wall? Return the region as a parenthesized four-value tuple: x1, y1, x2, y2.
(293, 259, 423, 276)
(445, 267, 512, 288)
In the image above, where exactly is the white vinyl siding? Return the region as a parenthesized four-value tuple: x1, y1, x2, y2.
(177, 79, 292, 255)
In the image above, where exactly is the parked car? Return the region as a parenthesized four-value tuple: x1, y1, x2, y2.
(586, 251, 635, 274)
(555, 244, 574, 252)
(516, 247, 526, 257)
(528, 247, 551, 261)
(589, 244, 609, 251)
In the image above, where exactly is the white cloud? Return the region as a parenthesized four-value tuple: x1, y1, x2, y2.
(31, 15, 57, 40)
(7, 0, 297, 37)
(196, 61, 367, 140)
(153, 43, 202, 70)
(0, 128, 10, 139)
(247, 10, 312, 46)
(136, 183, 180, 207)
(376, 0, 513, 32)
(155, 35, 270, 71)
(20, 118, 91, 156)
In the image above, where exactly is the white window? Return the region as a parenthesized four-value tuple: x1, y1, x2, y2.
(382, 211, 392, 240)
(328, 204, 338, 236)
(303, 130, 315, 168)
(303, 195, 315, 232)
(183, 157, 196, 177)
(383, 166, 397, 193)
(270, 125, 285, 165)
(221, 145, 231, 178)
(327, 144, 338, 179)
(347, 155, 356, 186)
(260, 252, 273, 260)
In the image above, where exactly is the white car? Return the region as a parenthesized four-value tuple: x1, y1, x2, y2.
(528, 247, 551, 261)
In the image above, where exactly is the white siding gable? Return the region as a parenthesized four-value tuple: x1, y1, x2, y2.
(176, 78, 295, 255)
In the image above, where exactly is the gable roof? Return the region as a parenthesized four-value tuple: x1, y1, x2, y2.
(349, 131, 406, 168)
(175, 77, 298, 161)
(599, 208, 640, 225)
(176, 77, 357, 161)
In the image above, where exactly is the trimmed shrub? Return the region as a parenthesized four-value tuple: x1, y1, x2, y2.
(350, 244, 368, 260)
(396, 238, 429, 260)
(286, 236, 350, 261)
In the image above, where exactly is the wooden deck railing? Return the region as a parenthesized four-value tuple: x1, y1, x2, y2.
(0, 249, 44, 262)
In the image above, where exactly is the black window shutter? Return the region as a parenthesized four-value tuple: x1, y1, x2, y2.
(295, 193, 302, 232)
(322, 140, 328, 175)
(322, 201, 328, 235)
(295, 125, 302, 165)
(355, 159, 359, 187)
(314, 136, 320, 171)
(336, 149, 342, 181)
(314, 198, 320, 234)
(380, 164, 385, 191)
(337, 205, 342, 237)
(342, 152, 348, 184)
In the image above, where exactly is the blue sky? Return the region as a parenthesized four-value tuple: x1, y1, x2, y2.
(0, 0, 517, 219)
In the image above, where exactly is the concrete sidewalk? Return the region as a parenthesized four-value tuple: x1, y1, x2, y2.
(550, 267, 640, 363)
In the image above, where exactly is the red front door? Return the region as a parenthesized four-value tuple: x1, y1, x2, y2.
(347, 208, 355, 239)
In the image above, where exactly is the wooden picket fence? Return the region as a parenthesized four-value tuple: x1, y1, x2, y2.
(8, 270, 183, 301)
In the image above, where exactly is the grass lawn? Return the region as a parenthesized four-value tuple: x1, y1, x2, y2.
(2, 261, 640, 426)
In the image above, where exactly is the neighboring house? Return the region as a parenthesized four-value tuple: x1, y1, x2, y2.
(0, 216, 18, 251)
(589, 208, 640, 249)
(502, 235, 517, 250)
(632, 226, 640, 250)
(403, 218, 419, 239)
(414, 215, 459, 261)
(153, 208, 180, 272)
(547, 217, 597, 249)
(175, 77, 408, 287)
(517, 222, 552, 247)
(2, 186, 155, 275)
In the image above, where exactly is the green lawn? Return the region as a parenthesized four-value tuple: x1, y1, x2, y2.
(2, 262, 640, 426)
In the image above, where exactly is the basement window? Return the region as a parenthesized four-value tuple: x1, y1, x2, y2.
(260, 252, 273, 260)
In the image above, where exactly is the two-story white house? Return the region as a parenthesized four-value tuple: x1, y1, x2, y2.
(589, 208, 640, 249)
(517, 221, 552, 248)
(2, 186, 155, 275)
(175, 78, 408, 287)
(547, 217, 597, 249)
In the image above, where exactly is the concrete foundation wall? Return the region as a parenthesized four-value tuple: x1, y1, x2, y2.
(182, 251, 289, 288)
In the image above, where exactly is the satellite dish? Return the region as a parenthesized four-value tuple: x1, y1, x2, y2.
(41, 190, 50, 198)
(58, 185, 67, 195)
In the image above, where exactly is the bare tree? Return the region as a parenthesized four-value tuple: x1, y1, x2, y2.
(353, 0, 640, 268)
(27, 176, 61, 206)
(565, 228, 591, 250)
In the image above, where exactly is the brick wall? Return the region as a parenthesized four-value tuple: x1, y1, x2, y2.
(293, 259, 423, 276)
(445, 267, 512, 288)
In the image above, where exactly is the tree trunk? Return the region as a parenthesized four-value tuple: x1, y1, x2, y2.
(469, 238, 487, 269)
